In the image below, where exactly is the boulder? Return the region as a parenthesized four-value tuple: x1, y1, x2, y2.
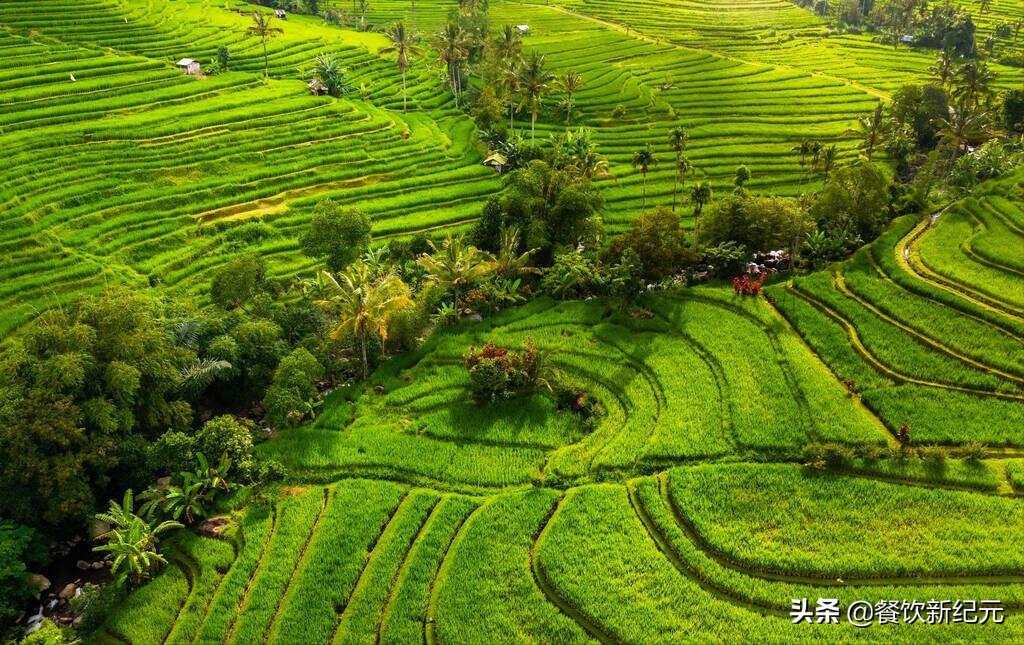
(75, 560, 90, 571)
(373, 385, 385, 395)
(26, 574, 50, 597)
(58, 583, 76, 600)
(196, 516, 230, 539)
(91, 561, 105, 570)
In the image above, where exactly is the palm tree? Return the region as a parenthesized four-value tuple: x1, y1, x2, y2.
(499, 59, 521, 133)
(928, 48, 956, 90)
(379, 22, 424, 113)
(94, 491, 182, 587)
(358, 0, 370, 31)
(792, 139, 812, 169)
(690, 181, 712, 218)
(492, 24, 522, 66)
(818, 144, 838, 182)
(317, 263, 414, 380)
(631, 143, 657, 213)
(668, 125, 688, 211)
(435, 22, 470, 107)
(844, 103, 885, 160)
(416, 235, 496, 306)
(953, 61, 996, 111)
(246, 11, 283, 79)
(936, 105, 994, 157)
(558, 70, 584, 124)
(516, 51, 555, 146)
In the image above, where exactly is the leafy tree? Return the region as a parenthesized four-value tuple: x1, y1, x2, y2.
(700, 194, 812, 253)
(263, 347, 325, 427)
(1002, 89, 1024, 135)
(601, 207, 694, 281)
(311, 52, 349, 97)
(193, 415, 257, 480)
(246, 11, 283, 79)
(557, 70, 584, 124)
(606, 248, 645, 308)
(517, 51, 555, 146)
(1, 521, 45, 626)
(210, 254, 268, 310)
(541, 252, 604, 299)
(890, 84, 949, 149)
(317, 263, 414, 379)
(299, 199, 372, 273)
(733, 164, 751, 191)
(93, 490, 182, 587)
(494, 226, 541, 279)
(379, 22, 424, 112)
(0, 290, 192, 532)
(810, 161, 894, 242)
(631, 144, 657, 213)
(216, 46, 230, 71)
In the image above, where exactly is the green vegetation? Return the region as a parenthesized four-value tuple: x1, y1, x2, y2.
(2, 0, 1023, 643)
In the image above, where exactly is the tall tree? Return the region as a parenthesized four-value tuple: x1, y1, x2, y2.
(246, 11, 282, 79)
(516, 51, 555, 146)
(312, 52, 348, 97)
(668, 125, 689, 211)
(690, 181, 712, 218)
(927, 48, 956, 90)
(818, 144, 839, 182)
(492, 25, 523, 131)
(379, 22, 424, 113)
(436, 22, 470, 106)
(953, 61, 996, 111)
(558, 70, 584, 124)
(845, 102, 885, 160)
(631, 143, 657, 213)
(317, 264, 413, 380)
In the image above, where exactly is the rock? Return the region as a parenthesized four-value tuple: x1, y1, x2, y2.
(26, 574, 50, 596)
(196, 516, 230, 539)
(76, 560, 90, 571)
(91, 561, 105, 570)
(90, 519, 110, 539)
(73, 616, 83, 628)
(58, 583, 76, 600)
(155, 476, 172, 490)
(373, 385, 385, 395)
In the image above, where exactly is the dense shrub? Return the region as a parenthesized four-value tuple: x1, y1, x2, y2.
(601, 207, 696, 281)
(263, 348, 325, 427)
(463, 339, 539, 402)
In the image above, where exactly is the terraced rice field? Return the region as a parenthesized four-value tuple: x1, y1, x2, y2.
(768, 169, 1024, 447)
(6, 0, 1024, 642)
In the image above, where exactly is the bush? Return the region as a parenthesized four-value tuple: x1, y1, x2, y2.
(1, 521, 46, 626)
(801, 442, 856, 469)
(194, 416, 258, 480)
(463, 339, 539, 402)
(600, 207, 697, 281)
(299, 199, 371, 273)
(957, 441, 988, 462)
(263, 348, 325, 428)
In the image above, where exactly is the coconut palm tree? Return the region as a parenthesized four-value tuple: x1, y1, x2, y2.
(492, 24, 522, 66)
(416, 235, 496, 306)
(928, 48, 956, 90)
(936, 105, 994, 157)
(792, 139, 812, 169)
(818, 144, 838, 182)
(435, 22, 470, 106)
(246, 11, 283, 79)
(498, 59, 521, 133)
(631, 143, 657, 213)
(667, 125, 689, 211)
(317, 263, 414, 380)
(558, 70, 584, 124)
(844, 102, 885, 160)
(379, 21, 424, 113)
(953, 61, 996, 111)
(690, 181, 712, 218)
(516, 51, 555, 146)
